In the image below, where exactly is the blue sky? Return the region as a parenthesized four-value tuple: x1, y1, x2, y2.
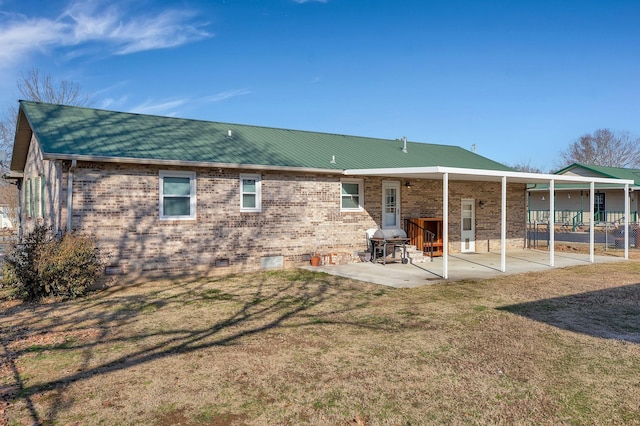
(1, 0, 639, 171)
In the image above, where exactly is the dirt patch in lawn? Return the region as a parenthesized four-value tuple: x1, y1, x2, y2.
(2, 265, 640, 425)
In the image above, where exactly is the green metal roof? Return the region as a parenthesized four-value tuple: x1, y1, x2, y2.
(15, 101, 513, 173)
(527, 163, 640, 190)
(556, 163, 640, 186)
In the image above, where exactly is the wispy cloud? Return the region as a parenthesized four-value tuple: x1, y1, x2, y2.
(292, 0, 328, 3)
(62, 2, 211, 55)
(100, 95, 128, 110)
(130, 98, 189, 116)
(127, 89, 252, 116)
(204, 89, 252, 103)
(0, 1, 212, 68)
(0, 15, 68, 65)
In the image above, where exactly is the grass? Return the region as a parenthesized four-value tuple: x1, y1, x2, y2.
(1, 263, 640, 425)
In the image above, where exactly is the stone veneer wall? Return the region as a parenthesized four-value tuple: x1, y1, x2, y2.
(21, 150, 527, 278)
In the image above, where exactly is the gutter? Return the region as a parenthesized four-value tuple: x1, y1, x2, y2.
(66, 159, 76, 233)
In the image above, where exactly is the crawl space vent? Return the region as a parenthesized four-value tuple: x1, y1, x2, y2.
(261, 256, 284, 270)
(215, 258, 230, 268)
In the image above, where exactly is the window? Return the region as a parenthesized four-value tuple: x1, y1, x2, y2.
(40, 175, 45, 218)
(28, 178, 34, 217)
(34, 176, 40, 218)
(341, 178, 364, 211)
(159, 171, 196, 220)
(594, 192, 605, 222)
(240, 174, 261, 212)
(23, 179, 28, 217)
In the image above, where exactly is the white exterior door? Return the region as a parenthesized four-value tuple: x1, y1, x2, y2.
(461, 199, 475, 253)
(382, 181, 401, 229)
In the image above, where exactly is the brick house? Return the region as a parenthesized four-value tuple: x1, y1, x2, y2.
(8, 101, 631, 279)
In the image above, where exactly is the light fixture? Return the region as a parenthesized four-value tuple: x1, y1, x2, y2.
(568, 193, 571, 199)
(541, 196, 545, 201)
(405, 181, 411, 188)
(479, 200, 485, 208)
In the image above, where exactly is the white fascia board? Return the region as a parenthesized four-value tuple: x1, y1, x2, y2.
(529, 185, 640, 191)
(344, 166, 440, 177)
(343, 166, 634, 185)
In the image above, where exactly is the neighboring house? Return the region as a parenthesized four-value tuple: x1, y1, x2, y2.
(528, 163, 640, 228)
(0, 207, 12, 229)
(7, 101, 633, 279)
(0, 184, 17, 230)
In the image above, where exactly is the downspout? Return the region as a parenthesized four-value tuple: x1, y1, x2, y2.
(16, 180, 23, 240)
(66, 159, 76, 233)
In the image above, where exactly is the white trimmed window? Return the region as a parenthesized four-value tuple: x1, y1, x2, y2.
(240, 174, 261, 212)
(341, 178, 364, 211)
(24, 178, 31, 217)
(29, 178, 34, 217)
(159, 171, 196, 220)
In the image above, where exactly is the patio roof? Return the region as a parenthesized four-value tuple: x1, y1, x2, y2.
(344, 166, 634, 280)
(343, 166, 635, 186)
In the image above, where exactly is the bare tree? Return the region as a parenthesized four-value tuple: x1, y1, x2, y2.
(559, 129, 640, 169)
(0, 68, 95, 174)
(15, 68, 95, 106)
(509, 160, 547, 174)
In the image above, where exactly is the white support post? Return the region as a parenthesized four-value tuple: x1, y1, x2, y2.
(501, 175, 507, 272)
(549, 179, 555, 267)
(589, 182, 595, 263)
(443, 172, 449, 279)
(625, 183, 629, 259)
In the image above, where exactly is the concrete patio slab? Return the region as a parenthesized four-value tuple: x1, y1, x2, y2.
(301, 249, 627, 288)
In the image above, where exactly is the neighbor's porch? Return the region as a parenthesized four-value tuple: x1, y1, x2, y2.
(528, 209, 639, 229)
(528, 186, 640, 229)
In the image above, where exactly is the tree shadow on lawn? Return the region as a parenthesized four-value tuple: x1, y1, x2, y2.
(498, 282, 640, 343)
(0, 271, 385, 425)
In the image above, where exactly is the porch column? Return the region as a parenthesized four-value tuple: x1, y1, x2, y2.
(549, 179, 555, 267)
(443, 172, 449, 279)
(589, 181, 595, 263)
(500, 175, 507, 272)
(625, 183, 630, 259)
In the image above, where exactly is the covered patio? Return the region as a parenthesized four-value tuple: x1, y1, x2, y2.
(303, 249, 627, 288)
(345, 166, 634, 279)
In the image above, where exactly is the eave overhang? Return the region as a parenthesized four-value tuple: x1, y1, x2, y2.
(42, 152, 343, 175)
(9, 108, 32, 172)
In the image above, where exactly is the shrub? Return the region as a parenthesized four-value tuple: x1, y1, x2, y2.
(2, 225, 103, 302)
